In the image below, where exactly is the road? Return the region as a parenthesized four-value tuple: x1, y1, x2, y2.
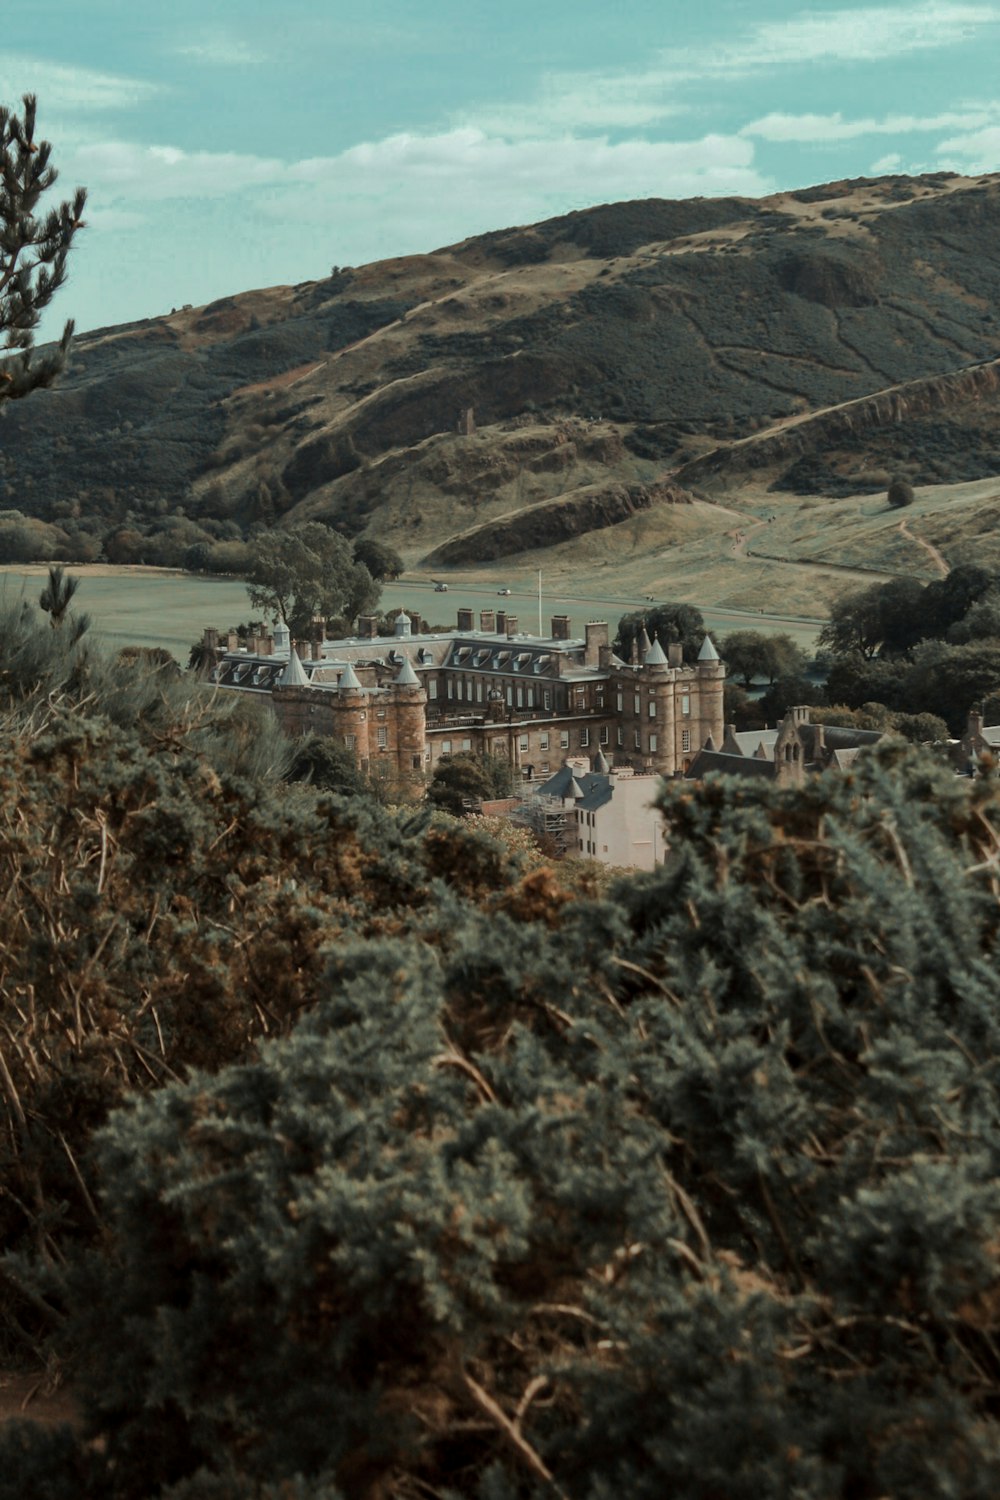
(396, 577, 822, 650)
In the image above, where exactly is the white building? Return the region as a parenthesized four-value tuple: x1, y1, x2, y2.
(530, 755, 668, 871)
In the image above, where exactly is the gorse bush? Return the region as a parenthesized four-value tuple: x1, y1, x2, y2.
(5, 739, 1000, 1497)
(0, 606, 547, 1357)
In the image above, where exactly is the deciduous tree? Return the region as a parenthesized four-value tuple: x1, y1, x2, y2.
(614, 602, 706, 661)
(245, 522, 380, 636)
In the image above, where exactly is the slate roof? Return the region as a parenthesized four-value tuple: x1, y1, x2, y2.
(685, 750, 775, 780)
(535, 764, 614, 811)
(279, 649, 310, 688)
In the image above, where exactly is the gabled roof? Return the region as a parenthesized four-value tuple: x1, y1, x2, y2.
(535, 764, 615, 812)
(686, 750, 775, 781)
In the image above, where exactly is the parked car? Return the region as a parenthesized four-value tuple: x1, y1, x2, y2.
(434, 582, 448, 592)
(497, 587, 512, 596)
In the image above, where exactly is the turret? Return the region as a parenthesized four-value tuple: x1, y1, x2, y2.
(390, 655, 427, 778)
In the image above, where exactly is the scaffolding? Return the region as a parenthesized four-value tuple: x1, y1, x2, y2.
(512, 793, 574, 859)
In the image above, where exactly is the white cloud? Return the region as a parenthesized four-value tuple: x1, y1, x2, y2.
(935, 124, 1000, 170)
(870, 151, 905, 172)
(175, 33, 267, 67)
(462, 3, 1000, 136)
(71, 126, 770, 221)
(742, 104, 1000, 142)
(0, 53, 159, 113)
(66, 140, 286, 199)
(718, 1, 999, 71)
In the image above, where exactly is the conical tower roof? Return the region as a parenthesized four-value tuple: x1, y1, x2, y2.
(394, 656, 419, 686)
(567, 775, 586, 801)
(591, 749, 610, 774)
(698, 634, 720, 662)
(279, 648, 310, 688)
(645, 637, 668, 666)
(339, 661, 362, 692)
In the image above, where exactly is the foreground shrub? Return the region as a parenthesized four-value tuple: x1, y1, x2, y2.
(9, 744, 1000, 1498)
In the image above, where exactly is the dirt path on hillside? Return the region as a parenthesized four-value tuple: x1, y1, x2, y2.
(898, 517, 949, 576)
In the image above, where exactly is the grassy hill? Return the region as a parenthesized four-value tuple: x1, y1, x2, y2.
(1, 171, 999, 611)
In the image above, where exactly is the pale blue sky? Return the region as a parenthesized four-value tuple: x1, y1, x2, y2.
(3, 1, 999, 336)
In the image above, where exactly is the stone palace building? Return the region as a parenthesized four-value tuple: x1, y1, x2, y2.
(201, 605, 725, 783)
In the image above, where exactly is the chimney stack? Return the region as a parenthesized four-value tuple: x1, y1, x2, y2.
(585, 621, 609, 667)
(496, 611, 507, 635)
(457, 607, 474, 631)
(480, 609, 495, 633)
(667, 642, 683, 667)
(506, 616, 519, 637)
(550, 614, 571, 640)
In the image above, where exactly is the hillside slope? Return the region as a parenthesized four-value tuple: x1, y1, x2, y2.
(1, 172, 998, 577)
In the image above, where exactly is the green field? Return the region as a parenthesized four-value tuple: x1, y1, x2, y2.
(1, 567, 822, 659)
(0, 569, 254, 661)
(0, 566, 823, 659)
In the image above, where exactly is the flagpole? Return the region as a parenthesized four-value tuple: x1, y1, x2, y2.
(537, 569, 542, 637)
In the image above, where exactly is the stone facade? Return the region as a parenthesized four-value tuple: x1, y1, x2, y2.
(204, 610, 726, 782)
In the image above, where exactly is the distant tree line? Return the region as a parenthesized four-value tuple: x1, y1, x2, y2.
(719, 566, 1000, 737)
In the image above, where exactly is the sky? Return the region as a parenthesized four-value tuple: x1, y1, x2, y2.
(3, 0, 1000, 338)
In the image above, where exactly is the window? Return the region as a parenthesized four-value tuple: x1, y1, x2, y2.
(527, 688, 534, 708)
(649, 734, 658, 752)
(540, 762, 549, 774)
(412, 755, 422, 770)
(476, 681, 483, 703)
(442, 739, 452, 753)
(447, 680, 454, 699)
(634, 693, 641, 714)
(600, 726, 609, 746)
(506, 686, 513, 706)
(540, 731, 550, 751)
(576, 687, 586, 704)
(634, 729, 641, 749)
(519, 734, 529, 751)
(616, 692, 623, 712)
(516, 687, 524, 707)
(344, 734, 356, 751)
(428, 681, 438, 700)
(377, 708, 386, 720)
(581, 727, 590, 747)
(682, 729, 691, 753)
(648, 701, 656, 718)
(543, 689, 552, 710)
(461, 737, 472, 751)
(377, 726, 388, 749)
(560, 730, 570, 750)
(682, 694, 690, 716)
(617, 727, 624, 747)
